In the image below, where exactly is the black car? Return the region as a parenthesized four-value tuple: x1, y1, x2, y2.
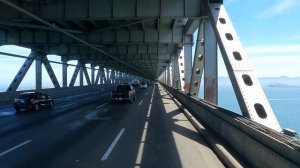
(13, 92, 54, 112)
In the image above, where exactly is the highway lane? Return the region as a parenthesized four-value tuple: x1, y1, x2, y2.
(0, 90, 111, 135)
(0, 85, 224, 168)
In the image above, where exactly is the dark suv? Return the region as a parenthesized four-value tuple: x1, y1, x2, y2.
(13, 92, 54, 112)
(111, 84, 136, 103)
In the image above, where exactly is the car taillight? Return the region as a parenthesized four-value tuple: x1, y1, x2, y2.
(128, 92, 132, 96)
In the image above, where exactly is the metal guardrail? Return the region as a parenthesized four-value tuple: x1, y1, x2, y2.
(162, 83, 300, 168)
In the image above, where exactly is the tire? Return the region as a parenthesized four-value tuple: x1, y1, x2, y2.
(33, 104, 39, 111)
(49, 101, 54, 108)
(15, 108, 20, 113)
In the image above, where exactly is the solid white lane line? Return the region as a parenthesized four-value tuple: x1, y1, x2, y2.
(138, 100, 143, 106)
(96, 103, 108, 109)
(0, 140, 32, 157)
(101, 128, 125, 161)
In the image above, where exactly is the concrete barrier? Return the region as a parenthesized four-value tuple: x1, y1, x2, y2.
(162, 83, 300, 168)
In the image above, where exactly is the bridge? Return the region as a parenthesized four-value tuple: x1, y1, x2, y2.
(0, 0, 299, 167)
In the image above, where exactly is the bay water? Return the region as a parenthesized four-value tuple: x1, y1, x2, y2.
(217, 85, 300, 133)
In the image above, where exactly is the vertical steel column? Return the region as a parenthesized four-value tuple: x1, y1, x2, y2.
(36, 54, 42, 90)
(204, 19, 218, 104)
(82, 63, 91, 85)
(166, 64, 171, 86)
(6, 51, 36, 91)
(178, 51, 185, 91)
(111, 70, 116, 83)
(95, 68, 101, 84)
(69, 62, 80, 87)
(106, 69, 110, 83)
(115, 71, 119, 83)
(119, 72, 123, 83)
(184, 35, 193, 93)
(165, 68, 167, 84)
(170, 62, 173, 87)
(173, 56, 180, 89)
(208, 3, 281, 131)
(79, 65, 83, 86)
(62, 57, 68, 88)
(118, 72, 122, 83)
(42, 56, 60, 88)
(91, 64, 95, 85)
(163, 69, 166, 83)
(101, 68, 106, 84)
(171, 59, 176, 87)
(190, 21, 205, 97)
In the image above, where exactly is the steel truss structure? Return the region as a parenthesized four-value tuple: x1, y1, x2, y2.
(0, 0, 283, 131)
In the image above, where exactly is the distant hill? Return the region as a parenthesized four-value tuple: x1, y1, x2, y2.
(259, 76, 300, 87)
(219, 76, 300, 88)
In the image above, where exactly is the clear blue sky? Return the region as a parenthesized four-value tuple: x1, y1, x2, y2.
(1, 0, 300, 90)
(219, 0, 300, 77)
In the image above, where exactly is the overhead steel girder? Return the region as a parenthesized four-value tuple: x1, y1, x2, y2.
(0, 0, 204, 20)
(0, 0, 153, 79)
(208, 3, 281, 132)
(0, 21, 83, 34)
(37, 44, 178, 60)
(6, 51, 36, 92)
(0, 28, 183, 49)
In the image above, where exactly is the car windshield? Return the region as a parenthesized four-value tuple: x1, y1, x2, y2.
(116, 85, 131, 92)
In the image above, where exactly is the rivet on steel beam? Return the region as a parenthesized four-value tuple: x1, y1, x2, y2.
(196, 69, 201, 74)
(194, 81, 198, 86)
(201, 39, 204, 46)
(198, 55, 203, 61)
(181, 70, 184, 73)
(182, 78, 185, 81)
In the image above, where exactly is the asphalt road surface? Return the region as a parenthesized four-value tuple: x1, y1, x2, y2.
(0, 85, 224, 168)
